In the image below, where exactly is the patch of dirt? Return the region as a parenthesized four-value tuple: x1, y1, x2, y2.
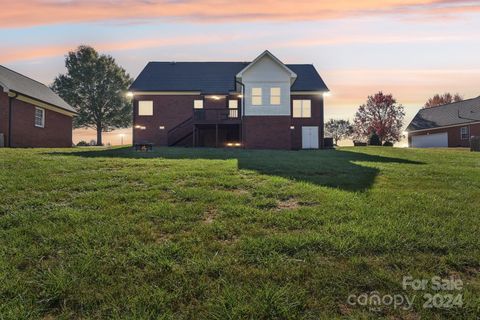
(275, 198, 301, 210)
(230, 189, 250, 196)
(203, 208, 218, 224)
(338, 304, 352, 315)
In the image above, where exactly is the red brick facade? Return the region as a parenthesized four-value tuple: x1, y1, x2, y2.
(408, 123, 480, 147)
(133, 93, 324, 150)
(0, 92, 73, 148)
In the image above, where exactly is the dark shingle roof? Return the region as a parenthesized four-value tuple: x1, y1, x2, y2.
(0, 65, 75, 113)
(129, 62, 329, 94)
(406, 96, 480, 131)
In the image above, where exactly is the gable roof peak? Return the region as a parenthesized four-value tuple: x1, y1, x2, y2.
(236, 50, 297, 82)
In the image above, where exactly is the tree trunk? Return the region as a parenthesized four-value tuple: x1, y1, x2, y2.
(96, 127, 103, 146)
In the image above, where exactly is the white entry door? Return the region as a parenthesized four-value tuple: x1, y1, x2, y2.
(302, 126, 319, 149)
(411, 132, 448, 148)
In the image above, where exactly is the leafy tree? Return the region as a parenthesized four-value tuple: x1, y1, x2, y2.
(424, 93, 463, 108)
(353, 92, 405, 144)
(52, 46, 133, 146)
(324, 119, 353, 145)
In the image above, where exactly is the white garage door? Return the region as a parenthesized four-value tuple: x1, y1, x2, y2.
(411, 132, 448, 148)
(302, 126, 319, 149)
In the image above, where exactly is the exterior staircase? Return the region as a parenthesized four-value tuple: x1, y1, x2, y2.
(168, 117, 193, 146)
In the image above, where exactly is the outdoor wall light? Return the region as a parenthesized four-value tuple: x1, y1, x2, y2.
(140, 126, 146, 130)
(134, 125, 142, 129)
(159, 126, 165, 130)
(290, 126, 295, 130)
(126, 92, 134, 98)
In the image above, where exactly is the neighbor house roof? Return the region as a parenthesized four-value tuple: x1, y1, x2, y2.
(129, 61, 329, 94)
(406, 96, 480, 132)
(0, 65, 75, 113)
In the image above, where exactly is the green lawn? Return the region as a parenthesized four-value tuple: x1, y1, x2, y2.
(0, 146, 479, 319)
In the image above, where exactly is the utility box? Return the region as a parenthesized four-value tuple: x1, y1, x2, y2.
(0, 133, 4, 148)
(471, 136, 480, 152)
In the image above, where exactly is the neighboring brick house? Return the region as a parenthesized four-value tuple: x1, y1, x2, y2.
(406, 96, 480, 148)
(129, 51, 329, 150)
(0, 65, 76, 148)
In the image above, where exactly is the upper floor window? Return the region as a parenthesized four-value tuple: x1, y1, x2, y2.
(461, 126, 469, 140)
(194, 100, 204, 109)
(270, 87, 281, 105)
(35, 107, 45, 128)
(252, 88, 262, 105)
(138, 101, 153, 116)
(292, 100, 311, 118)
(229, 100, 238, 109)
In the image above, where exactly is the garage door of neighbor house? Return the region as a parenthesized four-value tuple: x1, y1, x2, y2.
(411, 132, 448, 148)
(302, 126, 319, 149)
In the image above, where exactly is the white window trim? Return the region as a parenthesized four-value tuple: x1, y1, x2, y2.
(194, 99, 204, 109)
(252, 88, 262, 106)
(292, 100, 311, 118)
(138, 101, 154, 116)
(460, 126, 469, 140)
(270, 87, 281, 105)
(35, 107, 45, 128)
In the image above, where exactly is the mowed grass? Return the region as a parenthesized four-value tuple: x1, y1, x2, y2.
(0, 146, 479, 319)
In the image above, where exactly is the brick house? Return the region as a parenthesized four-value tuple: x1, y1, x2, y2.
(129, 51, 329, 150)
(406, 96, 480, 148)
(0, 65, 76, 148)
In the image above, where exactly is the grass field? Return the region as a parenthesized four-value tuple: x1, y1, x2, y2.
(0, 146, 479, 319)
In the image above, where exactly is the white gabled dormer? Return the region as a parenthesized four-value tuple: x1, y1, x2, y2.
(236, 50, 297, 116)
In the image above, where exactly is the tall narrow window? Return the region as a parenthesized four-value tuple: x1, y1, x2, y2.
(270, 87, 281, 105)
(252, 88, 262, 106)
(138, 101, 153, 116)
(461, 126, 469, 140)
(194, 100, 204, 109)
(292, 100, 311, 118)
(229, 100, 239, 118)
(35, 107, 45, 128)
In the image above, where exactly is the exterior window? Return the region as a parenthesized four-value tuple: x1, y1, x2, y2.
(35, 107, 45, 128)
(138, 101, 153, 116)
(252, 88, 262, 105)
(228, 100, 239, 118)
(461, 126, 469, 140)
(229, 100, 238, 109)
(194, 100, 204, 109)
(270, 87, 281, 105)
(292, 100, 311, 118)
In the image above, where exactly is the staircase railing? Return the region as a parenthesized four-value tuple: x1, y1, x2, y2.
(167, 117, 193, 146)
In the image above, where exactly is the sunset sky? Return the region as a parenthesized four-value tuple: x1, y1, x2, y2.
(1, 0, 480, 146)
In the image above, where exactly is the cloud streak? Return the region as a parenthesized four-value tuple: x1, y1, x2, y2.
(0, 34, 242, 63)
(1, 0, 479, 28)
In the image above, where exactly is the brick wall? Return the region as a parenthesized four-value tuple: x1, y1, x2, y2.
(290, 94, 324, 150)
(133, 94, 240, 146)
(10, 97, 72, 148)
(0, 92, 73, 148)
(408, 123, 480, 147)
(0, 92, 9, 146)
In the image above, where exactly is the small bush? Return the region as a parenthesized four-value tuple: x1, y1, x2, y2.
(383, 141, 394, 147)
(76, 141, 89, 146)
(368, 132, 381, 146)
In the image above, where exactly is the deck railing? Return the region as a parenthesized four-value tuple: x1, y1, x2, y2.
(193, 108, 240, 122)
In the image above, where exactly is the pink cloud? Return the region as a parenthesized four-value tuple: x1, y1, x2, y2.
(1, 0, 479, 28)
(0, 35, 239, 63)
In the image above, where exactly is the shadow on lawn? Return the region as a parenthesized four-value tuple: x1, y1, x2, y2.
(48, 147, 422, 192)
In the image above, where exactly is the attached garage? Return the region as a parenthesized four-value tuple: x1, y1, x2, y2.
(411, 132, 448, 148)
